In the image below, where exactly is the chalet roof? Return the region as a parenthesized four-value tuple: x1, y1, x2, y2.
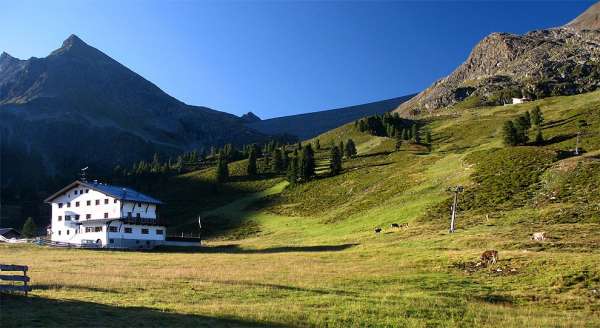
(44, 180, 163, 205)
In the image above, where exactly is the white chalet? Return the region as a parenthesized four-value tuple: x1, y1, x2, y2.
(45, 180, 167, 249)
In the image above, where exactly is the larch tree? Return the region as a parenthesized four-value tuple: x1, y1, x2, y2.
(247, 148, 258, 176)
(329, 146, 343, 175)
(21, 217, 37, 238)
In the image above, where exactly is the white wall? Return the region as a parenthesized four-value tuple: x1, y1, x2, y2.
(49, 183, 162, 246)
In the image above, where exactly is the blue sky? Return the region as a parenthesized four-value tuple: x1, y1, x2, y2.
(0, 1, 594, 119)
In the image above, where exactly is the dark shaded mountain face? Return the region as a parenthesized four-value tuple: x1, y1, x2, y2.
(246, 95, 414, 140)
(0, 35, 267, 180)
(240, 111, 261, 123)
(396, 2, 600, 115)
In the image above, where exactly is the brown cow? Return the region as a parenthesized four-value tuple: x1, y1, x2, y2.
(480, 250, 498, 266)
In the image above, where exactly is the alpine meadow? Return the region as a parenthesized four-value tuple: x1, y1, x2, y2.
(1, 1, 599, 328)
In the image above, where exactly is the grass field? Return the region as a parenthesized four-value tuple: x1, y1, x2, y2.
(2, 92, 600, 327)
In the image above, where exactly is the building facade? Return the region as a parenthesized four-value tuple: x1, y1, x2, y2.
(45, 180, 166, 249)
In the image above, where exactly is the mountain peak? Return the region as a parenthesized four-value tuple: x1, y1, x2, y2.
(62, 34, 87, 48)
(49, 34, 93, 57)
(240, 111, 261, 123)
(565, 1, 600, 31)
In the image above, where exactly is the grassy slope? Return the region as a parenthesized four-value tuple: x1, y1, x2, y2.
(2, 92, 600, 327)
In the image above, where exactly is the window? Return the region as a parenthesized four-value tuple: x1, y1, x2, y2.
(58, 230, 61, 236)
(58, 203, 63, 208)
(67, 202, 71, 208)
(85, 189, 89, 193)
(86, 214, 91, 219)
(136, 213, 141, 218)
(58, 216, 63, 221)
(75, 201, 80, 207)
(85, 227, 93, 233)
(95, 200, 100, 205)
(75, 215, 80, 221)
(109, 226, 118, 232)
(138, 203, 142, 207)
(80, 189, 84, 194)
(114, 199, 118, 203)
(94, 226, 102, 232)
(65, 215, 71, 221)
(74, 190, 78, 195)
(66, 230, 70, 235)
(104, 213, 108, 218)
(87, 200, 91, 206)
(124, 227, 132, 233)
(109, 239, 114, 244)
(104, 199, 109, 204)
(127, 212, 132, 218)
(141, 228, 149, 234)
(156, 229, 164, 235)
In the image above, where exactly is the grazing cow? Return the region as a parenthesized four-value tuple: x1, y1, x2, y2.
(531, 232, 546, 241)
(390, 223, 400, 229)
(374, 227, 382, 234)
(480, 250, 498, 266)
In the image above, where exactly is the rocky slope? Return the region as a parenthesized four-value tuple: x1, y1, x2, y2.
(0, 35, 268, 178)
(395, 2, 600, 115)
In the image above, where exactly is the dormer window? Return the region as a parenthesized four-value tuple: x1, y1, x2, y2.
(74, 190, 78, 195)
(58, 203, 63, 208)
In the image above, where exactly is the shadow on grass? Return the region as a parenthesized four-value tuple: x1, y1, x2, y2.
(0, 294, 283, 328)
(34, 284, 122, 294)
(213, 280, 358, 297)
(356, 151, 393, 159)
(153, 243, 359, 254)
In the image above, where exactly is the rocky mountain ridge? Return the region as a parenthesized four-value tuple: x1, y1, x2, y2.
(395, 2, 600, 115)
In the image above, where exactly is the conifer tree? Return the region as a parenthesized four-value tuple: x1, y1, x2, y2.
(535, 126, 544, 145)
(424, 130, 432, 151)
(502, 121, 518, 146)
(329, 146, 342, 175)
(531, 106, 544, 126)
(216, 156, 229, 183)
(402, 128, 409, 141)
(21, 217, 37, 238)
(299, 144, 315, 181)
(339, 141, 344, 157)
(345, 139, 357, 158)
(287, 155, 299, 184)
(315, 139, 321, 150)
(514, 118, 529, 144)
(247, 149, 258, 176)
(272, 148, 284, 173)
(282, 150, 289, 169)
(412, 125, 420, 144)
